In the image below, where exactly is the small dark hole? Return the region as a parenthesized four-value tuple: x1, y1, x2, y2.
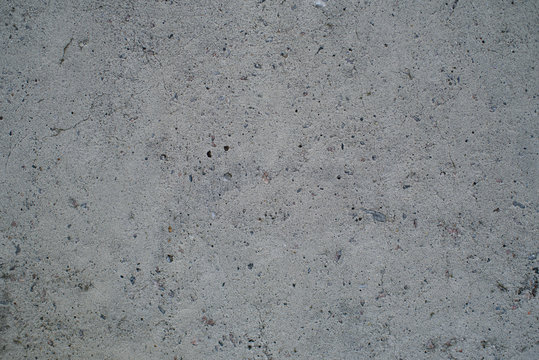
(207, 151, 212, 157)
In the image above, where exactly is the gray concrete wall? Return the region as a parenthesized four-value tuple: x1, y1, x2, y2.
(1, 0, 537, 359)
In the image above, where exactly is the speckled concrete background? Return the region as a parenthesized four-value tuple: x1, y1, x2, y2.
(1, 0, 537, 359)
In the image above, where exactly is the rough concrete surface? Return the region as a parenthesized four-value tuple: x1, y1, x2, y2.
(0, 0, 538, 359)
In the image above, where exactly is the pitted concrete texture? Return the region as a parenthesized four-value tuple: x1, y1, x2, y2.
(0, 1, 538, 359)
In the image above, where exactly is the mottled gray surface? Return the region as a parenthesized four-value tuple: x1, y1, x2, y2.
(1, 0, 538, 359)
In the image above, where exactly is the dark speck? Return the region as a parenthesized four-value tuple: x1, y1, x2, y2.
(512, 201, 525, 209)
(247, 263, 254, 270)
(129, 276, 135, 285)
(158, 305, 165, 314)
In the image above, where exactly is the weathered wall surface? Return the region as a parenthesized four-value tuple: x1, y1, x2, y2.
(1, 1, 537, 359)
